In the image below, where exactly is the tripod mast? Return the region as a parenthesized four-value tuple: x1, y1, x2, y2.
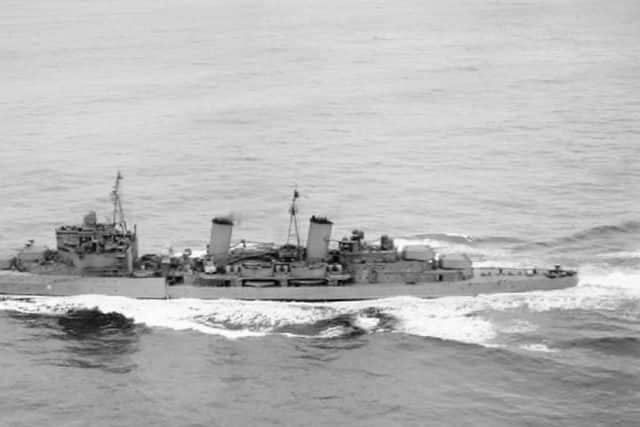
(286, 188, 301, 258)
(111, 171, 128, 233)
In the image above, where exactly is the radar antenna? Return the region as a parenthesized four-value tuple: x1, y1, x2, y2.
(111, 171, 128, 233)
(286, 188, 301, 258)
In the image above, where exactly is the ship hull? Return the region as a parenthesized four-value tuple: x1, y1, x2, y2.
(0, 270, 577, 301)
(0, 271, 166, 299)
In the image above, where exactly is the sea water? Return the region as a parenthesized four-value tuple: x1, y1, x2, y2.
(1, 0, 639, 425)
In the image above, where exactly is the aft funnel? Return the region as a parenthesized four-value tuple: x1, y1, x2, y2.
(208, 217, 233, 264)
(306, 216, 332, 262)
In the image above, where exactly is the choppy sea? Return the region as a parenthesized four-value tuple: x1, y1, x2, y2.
(1, 0, 639, 425)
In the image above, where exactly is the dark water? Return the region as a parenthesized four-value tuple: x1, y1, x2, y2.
(1, 0, 640, 425)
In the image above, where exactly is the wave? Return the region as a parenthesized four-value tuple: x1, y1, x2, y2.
(58, 308, 135, 334)
(273, 308, 396, 339)
(566, 221, 640, 243)
(596, 251, 640, 259)
(393, 236, 513, 262)
(511, 221, 640, 255)
(530, 221, 640, 249)
(392, 222, 640, 273)
(519, 343, 558, 353)
(399, 232, 525, 250)
(409, 233, 476, 245)
(557, 336, 640, 356)
(407, 221, 640, 250)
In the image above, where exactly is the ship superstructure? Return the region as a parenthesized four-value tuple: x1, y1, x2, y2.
(0, 175, 578, 301)
(338, 230, 474, 285)
(164, 190, 350, 287)
(13, 172, 138, 276)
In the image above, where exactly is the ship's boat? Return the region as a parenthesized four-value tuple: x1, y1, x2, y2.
(0, 175, 578, 301)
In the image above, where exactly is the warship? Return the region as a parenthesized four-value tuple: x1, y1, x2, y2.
(0, 174, 578, 301)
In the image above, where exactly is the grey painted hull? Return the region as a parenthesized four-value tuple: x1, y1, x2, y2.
(0, 270, 577, 301)
(0, 271, 166, 299)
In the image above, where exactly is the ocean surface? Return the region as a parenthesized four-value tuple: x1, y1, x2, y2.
(1, 0, 640, 425)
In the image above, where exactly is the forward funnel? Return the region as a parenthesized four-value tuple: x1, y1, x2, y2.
(306, 216, 332, 262)
(208, 217, 233, 264)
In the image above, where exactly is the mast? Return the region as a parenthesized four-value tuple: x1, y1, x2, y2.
(111, 171, 128, 233)
(286, 188, 301, 258)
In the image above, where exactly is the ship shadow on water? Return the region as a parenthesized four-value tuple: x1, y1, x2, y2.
(9, 308, 144, 374)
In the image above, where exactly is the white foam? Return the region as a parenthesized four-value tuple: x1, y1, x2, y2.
(317, 326, 350, 339)
(0, 296, 269, 339)
(0, 294, 497, 344)
(520, 343, 557, 353)
(499, 319, 538, 334)
(441, 232, 474, 240)
(345, 296, 498, 344)
(1, 265, 638, 344)
(352, 314, 380, 332)
(578, 267, 640, 292)
(468, 266, 640, 314)
(596, 250, 640, 259)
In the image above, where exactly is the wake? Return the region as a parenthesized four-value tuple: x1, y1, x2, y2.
(0, 265, 638, 346)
